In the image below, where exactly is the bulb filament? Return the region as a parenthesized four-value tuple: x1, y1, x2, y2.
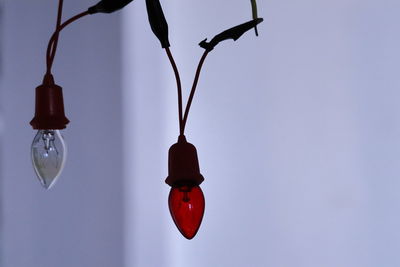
(179, 186, 192, 202)
(42, 130, 57, 155)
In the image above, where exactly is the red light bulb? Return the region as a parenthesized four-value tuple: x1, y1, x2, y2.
(168, 185, 205, 239)
(166, 136, 205, 239)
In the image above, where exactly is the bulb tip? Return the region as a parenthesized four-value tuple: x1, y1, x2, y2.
(39, 180, 55, 190)
(181, 230, 198, 240)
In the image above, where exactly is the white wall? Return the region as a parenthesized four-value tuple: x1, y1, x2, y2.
(2, 0, 400, 266)
(123, 0, 400, 266)
(0, 0, 4, 265)
(1, 1, 124, 266)
(122, 2, 171, 266)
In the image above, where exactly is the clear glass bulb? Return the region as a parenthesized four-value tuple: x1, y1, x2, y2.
(31, 130, 67, 189)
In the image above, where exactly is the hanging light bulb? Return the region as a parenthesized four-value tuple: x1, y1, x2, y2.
(31, 129, 66, 189)
(30, 74, 69, 189)
(166, 135, 205, 239)
(168, 185, 205, 239)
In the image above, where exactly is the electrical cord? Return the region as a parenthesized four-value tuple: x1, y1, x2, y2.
(43, 0, 259, 138)
(163, 20, 262, 135)
(45, 0, 135, 75)
(165, 47, 184, 135)
(174, 19, 263, 134)
(182, 51, 209, 134)
(46, 10, 91, 75)
(165, 49, 209, 136)
(49, 0, 64, 68)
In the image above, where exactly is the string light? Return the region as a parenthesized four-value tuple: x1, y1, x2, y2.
(146, 0, 263, 238)
(30, 0, 133, 188)
(30, 0, 262, 239)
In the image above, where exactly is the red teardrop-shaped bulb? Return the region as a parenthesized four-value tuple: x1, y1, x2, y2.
(168, 185, 205, 239)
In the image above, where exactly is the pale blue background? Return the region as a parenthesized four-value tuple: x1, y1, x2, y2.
(1, 0, 400, 266)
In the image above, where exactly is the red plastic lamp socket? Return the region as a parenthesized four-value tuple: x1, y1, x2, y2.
(166, 135, 205, 239)
(30, 74, 69, 130)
